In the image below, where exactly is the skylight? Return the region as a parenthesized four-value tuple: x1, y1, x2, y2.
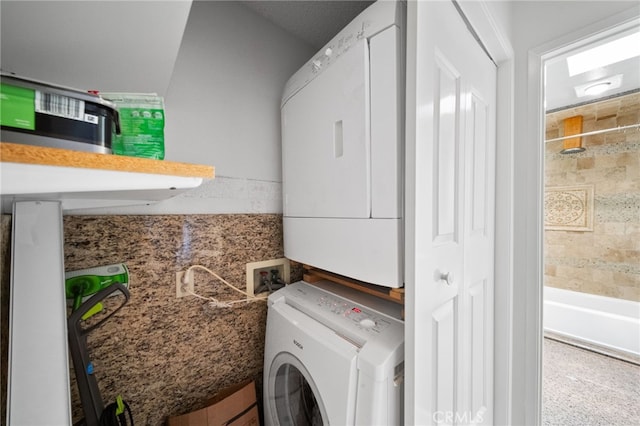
(566, 31, 640, 76)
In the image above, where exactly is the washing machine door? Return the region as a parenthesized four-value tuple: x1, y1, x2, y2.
(264, 298, 359, 425)
(269, 352, 327, 426)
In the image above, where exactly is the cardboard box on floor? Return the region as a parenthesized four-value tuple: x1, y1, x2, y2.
(167, 380, 259, 426)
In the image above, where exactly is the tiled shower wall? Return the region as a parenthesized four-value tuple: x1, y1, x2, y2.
(544, 92, 640, 302)
(1, 213, 295, 425)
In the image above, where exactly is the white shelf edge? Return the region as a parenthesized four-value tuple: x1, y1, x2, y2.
(0, 162, 205, 213)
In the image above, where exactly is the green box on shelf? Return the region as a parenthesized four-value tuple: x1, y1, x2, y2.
(0, 83, 36, 130)
(100, 92, 165, 160)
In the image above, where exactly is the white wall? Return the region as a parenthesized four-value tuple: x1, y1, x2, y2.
(1, 1, 314, 215)
(98, 1, 314, 215)
(0, 0, 191, 97)
(163, 1, 313, 182)
(509, 2, 639, 425)
(127, 0, 315, 215)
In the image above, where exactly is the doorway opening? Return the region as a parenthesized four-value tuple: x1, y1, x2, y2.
(541, 19, 640, 426)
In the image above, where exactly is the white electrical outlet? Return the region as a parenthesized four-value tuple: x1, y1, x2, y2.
(246, 258, 290, 299)
(176, 270, 194, 298)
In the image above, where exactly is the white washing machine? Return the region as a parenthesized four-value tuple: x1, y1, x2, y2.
(263, 281, 404, 425)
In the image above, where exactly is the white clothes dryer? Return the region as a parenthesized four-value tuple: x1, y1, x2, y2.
(263, 281, 404, 426)
(281, 0, 406, 288)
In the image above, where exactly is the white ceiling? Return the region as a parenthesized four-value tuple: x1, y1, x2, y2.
(5, 0, 633, 113)
(242, 0, 374, 49)
(242, 0, 639, 113)
(0, 1, 191, 97)
(545, 26, 640, 112)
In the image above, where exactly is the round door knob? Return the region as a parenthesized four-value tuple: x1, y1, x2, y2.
(435, 270, 454, 285)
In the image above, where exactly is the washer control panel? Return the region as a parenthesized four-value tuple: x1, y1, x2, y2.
(316, 293, 393, 335)
(276, 281, 403, 347)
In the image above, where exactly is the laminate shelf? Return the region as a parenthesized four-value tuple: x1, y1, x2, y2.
(0, 142, 215, 212)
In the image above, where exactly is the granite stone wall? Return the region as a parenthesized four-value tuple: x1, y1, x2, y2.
(1, 214, 299, 425)
(544, 92, 640, 302)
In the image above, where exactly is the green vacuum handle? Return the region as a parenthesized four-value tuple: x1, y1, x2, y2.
(68, 282, 129, 426)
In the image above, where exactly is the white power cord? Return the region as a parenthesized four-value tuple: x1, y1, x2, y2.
(180, 264, 268, 308)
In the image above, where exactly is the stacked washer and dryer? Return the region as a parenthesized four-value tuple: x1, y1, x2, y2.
(264, 1, 406, 425)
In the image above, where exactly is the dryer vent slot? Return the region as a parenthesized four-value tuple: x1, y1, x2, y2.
(334, 120, 344, 158)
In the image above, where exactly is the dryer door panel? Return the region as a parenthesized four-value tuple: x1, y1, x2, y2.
(282, 39, 370, 218)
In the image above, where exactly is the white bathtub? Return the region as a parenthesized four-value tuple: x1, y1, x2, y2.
(544, 286, 640, 357)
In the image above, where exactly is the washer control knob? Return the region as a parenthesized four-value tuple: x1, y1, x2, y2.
(359, 318, 376, 329)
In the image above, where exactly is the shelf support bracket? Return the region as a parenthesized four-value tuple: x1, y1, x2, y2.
(7, 201, 71, 424)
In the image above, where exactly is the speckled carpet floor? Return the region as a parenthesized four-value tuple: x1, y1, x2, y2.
(543, 338, 640, 426)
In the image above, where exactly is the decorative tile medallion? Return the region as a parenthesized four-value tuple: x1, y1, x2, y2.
(544, 185, 594, 231)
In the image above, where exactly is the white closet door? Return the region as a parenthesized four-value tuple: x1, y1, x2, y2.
(405, 1, 497, 424)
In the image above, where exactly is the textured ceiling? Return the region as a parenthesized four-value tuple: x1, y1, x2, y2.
(241, 1, 639, 112)
(241, 0, 374, 49)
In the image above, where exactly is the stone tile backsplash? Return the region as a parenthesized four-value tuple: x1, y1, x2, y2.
(1, 214, 291, 425)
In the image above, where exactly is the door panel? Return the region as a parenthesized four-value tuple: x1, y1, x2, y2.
(433, 54, 461, 243)
(470, 93, 489, 236)
(469, 279, 487, 416)
(433, 299, 457, 422)
(463, 54, 495, 426)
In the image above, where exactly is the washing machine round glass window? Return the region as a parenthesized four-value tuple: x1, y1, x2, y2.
(268, 352, 328, 425)
(275, 364, 322, 425)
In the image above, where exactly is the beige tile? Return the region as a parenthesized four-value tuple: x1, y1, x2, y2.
(617, 285, 640, 302)
(555, 265, 593, 282)
(603, 131, 628, 145)
(602, 248, 626, 262)
(623, 249, 640, 263)
(545, 140, 564, 153)
(592, 269, 615, 283)
(617, 112, 640, 127)
(586, 133, 606, 146)
(613, 271, 640, 286)
(577, 157, 595, 170)
(547, 157, 578, 172)
(546, 128, 560, 140)
(603, 222, 627, 235)
(543, 276, 564, 289)
(545, 264, 557, 277)
(617, 152, 640, 167)
(594, 234, 635, 250)
(545, 244, 567, 258)
(618, 92, 640, 111)
(587, 116, 617, 133)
